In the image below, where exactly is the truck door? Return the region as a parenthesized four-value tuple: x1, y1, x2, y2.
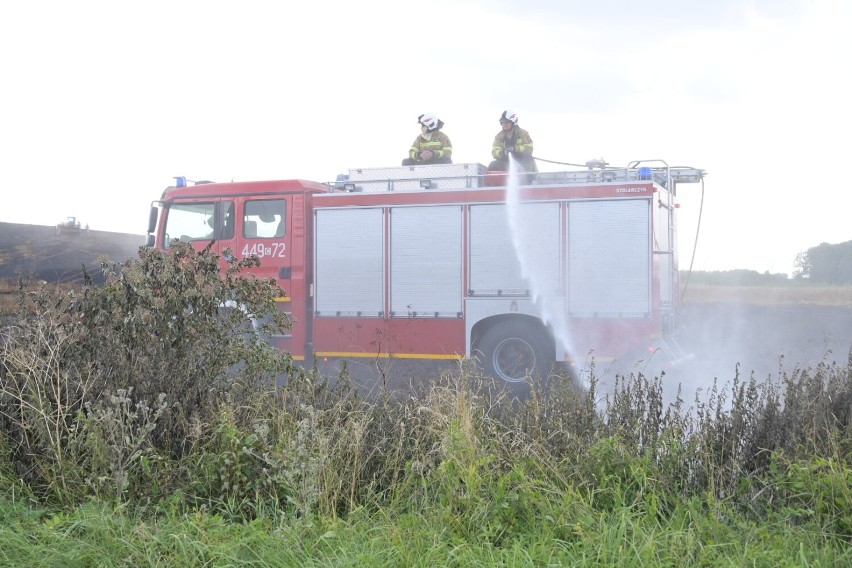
(233, 197, 304, 360)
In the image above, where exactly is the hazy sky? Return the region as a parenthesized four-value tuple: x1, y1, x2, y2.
(2, 0, 849, 276)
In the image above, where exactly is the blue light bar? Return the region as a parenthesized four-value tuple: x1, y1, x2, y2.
(174, 176, 187, 188)
(638, 167, 652, 180)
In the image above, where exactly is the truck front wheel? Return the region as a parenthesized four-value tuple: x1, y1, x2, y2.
(476, 321, 554, 386)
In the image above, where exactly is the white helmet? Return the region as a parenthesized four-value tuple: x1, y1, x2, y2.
(418, 113, 440, 131)
(499, 110, 518, 125)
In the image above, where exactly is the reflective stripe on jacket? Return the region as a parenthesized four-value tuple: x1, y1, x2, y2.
(491, 126, 534, 160)
(409, 130, 453, 162)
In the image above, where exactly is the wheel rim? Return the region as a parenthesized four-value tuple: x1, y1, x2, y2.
(491, 337, 536, 383)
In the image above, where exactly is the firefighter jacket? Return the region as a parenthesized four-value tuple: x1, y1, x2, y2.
(492, 126, 537, 171)
(409, 130, 453, 163)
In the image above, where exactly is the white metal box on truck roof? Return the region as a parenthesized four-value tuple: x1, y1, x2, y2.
(341, 163, 486, 191)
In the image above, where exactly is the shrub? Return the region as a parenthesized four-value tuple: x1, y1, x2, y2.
(0, 243, 292, 504)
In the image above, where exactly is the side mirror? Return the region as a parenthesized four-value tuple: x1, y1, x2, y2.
(145, 234, 155, 248)
(147, 206, 159, 234)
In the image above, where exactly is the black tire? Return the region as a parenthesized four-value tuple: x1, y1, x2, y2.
(476, 320, 554, 386)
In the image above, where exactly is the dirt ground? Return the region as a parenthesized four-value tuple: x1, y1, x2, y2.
(677, 303, 851, 373)
(676, 285, 852, 373)
(606, 289, 852, 407)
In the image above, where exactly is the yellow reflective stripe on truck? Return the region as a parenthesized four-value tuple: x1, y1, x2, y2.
(314, 352, 464, 361)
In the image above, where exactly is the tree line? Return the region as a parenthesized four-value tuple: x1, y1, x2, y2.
(682, 240, 852, 285)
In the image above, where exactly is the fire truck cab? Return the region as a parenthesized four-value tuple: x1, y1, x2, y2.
(147, 160, 705, 387)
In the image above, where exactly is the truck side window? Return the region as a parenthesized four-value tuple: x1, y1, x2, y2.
(244, 199, 286, 238)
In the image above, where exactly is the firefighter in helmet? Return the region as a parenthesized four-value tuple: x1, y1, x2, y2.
(402, 113, 453, 166)
(489, 110, 537, 175)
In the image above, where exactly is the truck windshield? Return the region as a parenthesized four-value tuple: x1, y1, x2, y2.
(164, 201, 234, 247)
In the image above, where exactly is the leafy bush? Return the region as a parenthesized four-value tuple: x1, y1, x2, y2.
(0, 243, 292, 504)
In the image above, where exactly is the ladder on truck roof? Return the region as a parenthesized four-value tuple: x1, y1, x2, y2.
(330, 160, 706, 194)
(536, 160, 705, 192)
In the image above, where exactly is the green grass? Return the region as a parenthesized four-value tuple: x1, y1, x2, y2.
(1, 486, 849, 567)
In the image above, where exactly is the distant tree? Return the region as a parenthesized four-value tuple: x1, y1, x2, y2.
(792, 250, 810, 279)
(794, 240, 852, 284)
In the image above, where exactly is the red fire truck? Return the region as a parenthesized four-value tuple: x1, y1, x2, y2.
(145, 159, 705, 386)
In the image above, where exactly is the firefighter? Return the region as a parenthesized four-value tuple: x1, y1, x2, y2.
(402, 113, 453, 166)
(488, 110, 537, 175)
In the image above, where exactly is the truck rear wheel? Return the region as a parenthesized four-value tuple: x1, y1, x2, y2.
(477, 321, 554, 387)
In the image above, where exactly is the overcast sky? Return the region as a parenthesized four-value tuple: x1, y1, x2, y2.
(2, 0, 849, 275)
